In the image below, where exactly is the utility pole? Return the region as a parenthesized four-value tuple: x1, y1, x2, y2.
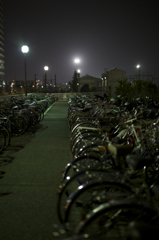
(34, 74, 37, 93)
(55, 74, 56, 87)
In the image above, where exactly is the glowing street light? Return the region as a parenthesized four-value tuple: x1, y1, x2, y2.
(44, 66, 49, 94)
(44, 66, 49, 71)
(136, 64, 140, 69)
(77, 69, 80, 73)
(21, 45, 29, 96)
(136, 64, 141, 80)
(74, 58, 80, 64)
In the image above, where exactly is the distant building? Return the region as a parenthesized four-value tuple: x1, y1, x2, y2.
(7, 80, 40, 94)
(102, 67, 126, 97)
(0, 0, 5, 93)
(78, 74, 102, 92)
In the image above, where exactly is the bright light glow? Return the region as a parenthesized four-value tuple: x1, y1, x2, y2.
(74, 58, 80, 64)
(136, 64, 140, 68)
(21, 45, 29, 53)
(44, 66, 49, 71)
(77, 69, 80, 73)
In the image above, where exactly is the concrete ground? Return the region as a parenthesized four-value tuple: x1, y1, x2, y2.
(0, 102, 72, 240)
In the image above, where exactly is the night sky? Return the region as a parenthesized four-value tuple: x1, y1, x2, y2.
(3, 0, 159, 84)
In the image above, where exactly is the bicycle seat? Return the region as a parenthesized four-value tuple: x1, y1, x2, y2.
(107, 143, 133, 157)
(125, 155, 154, 169)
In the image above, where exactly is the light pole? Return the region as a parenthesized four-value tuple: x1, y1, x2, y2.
(44, 66, 49, 94)
(74, 59, 80, 92)
(21, 45, 29, 96)
(136, 64, 141, 80)
(77, 69, 80, 92)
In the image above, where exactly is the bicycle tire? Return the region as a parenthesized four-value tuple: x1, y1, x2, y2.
(71, 122, 99, 135)
(70, 130, 101, 150)
(76, 142, 104, 157)
(64, 180, 133, 231)
(10, 116, 26, 136)
(76, 199, 158, 238)
(0, 128, 6, 152)
(72, 133, 103, 156)
(57, 168, 118, 224)
(62, 153, 104, 182)
(0, 124, 11, 150)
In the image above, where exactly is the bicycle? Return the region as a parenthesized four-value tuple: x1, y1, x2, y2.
(74, 154, 159, 238)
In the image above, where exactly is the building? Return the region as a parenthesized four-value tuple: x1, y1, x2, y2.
(6, 79, 42, 94)
(102, 67, 126, 97)
(0, 0, 4, 93)
(78, 74, 102, 92)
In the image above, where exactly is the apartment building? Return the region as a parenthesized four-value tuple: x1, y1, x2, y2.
(102, 67, 126, 97)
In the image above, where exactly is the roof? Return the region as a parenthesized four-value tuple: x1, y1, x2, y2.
(79, 74, 101, 80)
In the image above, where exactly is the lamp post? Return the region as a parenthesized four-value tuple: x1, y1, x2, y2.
(136, 64, 141, 80)
(21, 45, 29, 96)
(74, 59, 80, 92)
(77, 69, 81, 92)
(44, 66, 49, 94)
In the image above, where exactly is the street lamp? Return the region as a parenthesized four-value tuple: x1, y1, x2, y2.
(44, 66, 49, 94)
(136, 64, 141, 80)
(74, 58, 80, 64)
(21, 45, 29, 96)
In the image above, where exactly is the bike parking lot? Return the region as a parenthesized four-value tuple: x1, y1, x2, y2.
(55, 94, 159, 239)
(1, 93, 159, 240)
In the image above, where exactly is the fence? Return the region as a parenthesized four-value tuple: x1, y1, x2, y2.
(0, 92, 104, 102)
(52, 92, 104, 101)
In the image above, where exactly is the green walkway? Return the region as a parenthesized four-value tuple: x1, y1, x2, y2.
(0, 102, 72, 240)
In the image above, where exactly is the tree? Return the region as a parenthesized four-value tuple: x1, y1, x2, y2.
(69, 70, 79, 92)
(80, 84, 90, 92)
(115, 79, 159, 103)
(91, 86, 97, 92)
(115, 79, 133, 101)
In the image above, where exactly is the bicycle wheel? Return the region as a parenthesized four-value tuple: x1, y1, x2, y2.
(10, 116, 26, 136)
(72, 133, 103, 156)
(71, 122, 98, 135)
(76, 199, 158, 238)
(0, 124, 11, 150)
(62, 153, 104, 182)
(0, 128, 6, 152)
(35, 107, 44, 122)
(70, 130, 100, 151)
(57, 168, 118, 224)
(64, 181, 133, 231)
(76, 142, 104, 158)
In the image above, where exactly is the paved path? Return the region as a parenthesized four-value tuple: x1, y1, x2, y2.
(0, 102, 72, 240)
